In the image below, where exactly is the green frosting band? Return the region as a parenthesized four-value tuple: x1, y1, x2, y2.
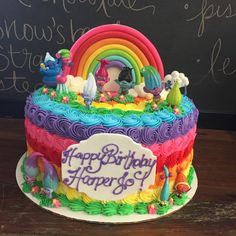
(69, 199, 86, 212)
(117, 204, 134, 215)
(21, 156, 195, 216)
(171, 193, 188, 206)
(158, 204, 172, 215)
(135, 202, 148, 214)
(102, 202, 118, 216)
(40, 197, 52, 207)
(85, 202, 103, 215)
(113, 95, 134, 104)
(39, 87, 77, 103)
(57, 194, 70, 207)
(22, 182, 31, 193)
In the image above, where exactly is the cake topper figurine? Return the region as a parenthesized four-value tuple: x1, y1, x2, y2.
(82, 73, 97, 109)
(141, 66, 163, 103)
(166, 80, 182, 108)
(115, 67, 135, 95)
(55, 49, 73, 94)
(40, 52, 62, 88)
(24, 152, 58, 197)
(174, 167, 191, 197)
(95, 59, 110, 93)
(160, 165, 171, 204)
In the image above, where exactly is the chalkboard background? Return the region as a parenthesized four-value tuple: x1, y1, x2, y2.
(0, 0, 235, 129)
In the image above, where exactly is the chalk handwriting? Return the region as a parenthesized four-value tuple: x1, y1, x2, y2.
(0, 18, 90, 44)
(95, 0, 156, 18)
(0, 44, 42, 73)
(18, 0, 32, 8)
(70, 20, 89, 43)
(0, 71, 30, 93)
(0, 18, 61, 43)
(187, 0, 236, 37)
(208, 38, 236, 83)
(19, 0, 156, 18)
(193, 37, 236, 85)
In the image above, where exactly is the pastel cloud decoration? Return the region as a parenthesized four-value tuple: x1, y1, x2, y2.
(66, 74, 154, 100)
(65, 75, 86, 94)
(129, 83, 153, 100)
(164, 71, 189, 89)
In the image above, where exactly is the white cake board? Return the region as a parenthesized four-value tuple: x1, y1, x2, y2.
(16, 153, 198, 224)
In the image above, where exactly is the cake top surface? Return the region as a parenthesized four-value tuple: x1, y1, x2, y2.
(36, 24, 195, 130)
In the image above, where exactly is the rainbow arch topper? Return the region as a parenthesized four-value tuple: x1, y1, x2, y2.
(69, 24, 164, 85)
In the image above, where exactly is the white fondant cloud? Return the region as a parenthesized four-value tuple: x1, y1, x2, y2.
(130, 83, 153, 99)
(164, 71, 189, 88)
(66, 75, 86, 94)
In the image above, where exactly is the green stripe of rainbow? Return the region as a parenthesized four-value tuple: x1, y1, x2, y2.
(69, 24, 164, 85)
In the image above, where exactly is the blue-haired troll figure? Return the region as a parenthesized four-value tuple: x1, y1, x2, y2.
(160, 165, 171, 205)
(141, 66, 163, 103)
(40, 52, 62, 88)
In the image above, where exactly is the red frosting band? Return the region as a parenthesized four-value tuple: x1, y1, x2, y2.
(25, 119, 196, 171)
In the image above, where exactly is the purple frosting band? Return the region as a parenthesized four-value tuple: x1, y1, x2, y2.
(25, 96, 199, 145)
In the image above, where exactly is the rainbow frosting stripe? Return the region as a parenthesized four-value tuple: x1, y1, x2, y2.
(69, 24, 164, 84)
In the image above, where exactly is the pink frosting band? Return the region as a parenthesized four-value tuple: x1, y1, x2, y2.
(25, 118, 196, 168)
(146, 126, 196, 157)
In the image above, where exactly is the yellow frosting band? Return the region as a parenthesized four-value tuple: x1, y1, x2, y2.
(76, 94, 148, 112)
(27, 143, 194, 205)
(54, 150, 194, 204)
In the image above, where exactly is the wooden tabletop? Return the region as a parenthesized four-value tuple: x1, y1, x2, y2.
(0, 118, 236, 236)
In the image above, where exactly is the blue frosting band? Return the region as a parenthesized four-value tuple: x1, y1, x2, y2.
(31, 90, 195, 128)
(25, 95, 199, 145)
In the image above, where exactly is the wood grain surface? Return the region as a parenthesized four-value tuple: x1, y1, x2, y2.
(0, 118, 236, 236)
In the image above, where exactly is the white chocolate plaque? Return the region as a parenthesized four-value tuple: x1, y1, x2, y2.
(61, 133, 157, 201)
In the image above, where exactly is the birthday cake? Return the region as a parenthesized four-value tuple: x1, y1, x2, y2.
(22, 24, 198, 217)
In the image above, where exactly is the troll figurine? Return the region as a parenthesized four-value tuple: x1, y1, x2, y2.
(141, 66, 163, 103)
(95, 59, 110, 93)
(82, 73, 97, 109)
(40, 52, 62, 88)
(115, 67, 135, 95)
(55, 49, 73, 94)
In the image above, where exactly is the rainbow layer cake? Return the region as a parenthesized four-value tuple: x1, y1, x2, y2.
(21, 24, 198, 217)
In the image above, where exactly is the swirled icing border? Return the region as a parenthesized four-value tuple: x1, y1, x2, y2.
(25, 118, 196, 168)
(21, 153, 195, 216)
(30, 90, 196, 128)
(25, 95, 199, 146)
